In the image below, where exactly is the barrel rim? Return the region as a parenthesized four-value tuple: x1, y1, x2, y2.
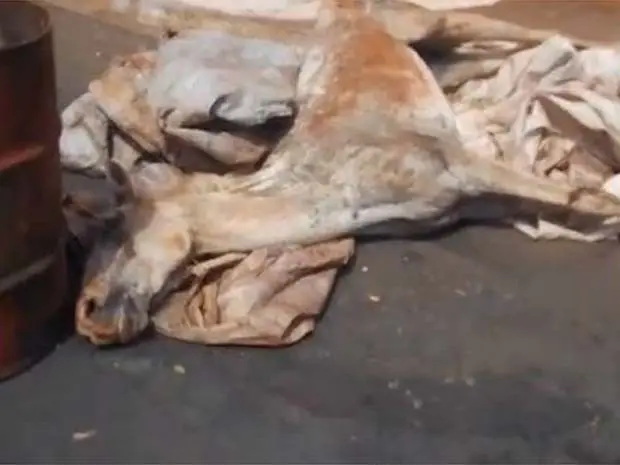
(0, 1, 52, 53)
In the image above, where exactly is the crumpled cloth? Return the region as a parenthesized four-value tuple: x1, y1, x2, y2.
(62, 30, 299, 177)
(153, 239, 354, 346)
(450, 36, 620, 241)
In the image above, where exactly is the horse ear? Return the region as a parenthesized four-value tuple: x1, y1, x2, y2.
(127, 162, 185, 201)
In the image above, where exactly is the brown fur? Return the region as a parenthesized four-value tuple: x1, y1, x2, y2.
(76, 0, 620, 346)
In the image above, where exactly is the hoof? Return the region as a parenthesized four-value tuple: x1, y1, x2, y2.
(76, 287, 150, 346)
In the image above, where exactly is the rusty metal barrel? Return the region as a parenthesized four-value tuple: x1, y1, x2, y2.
(0, 1, 68, 380)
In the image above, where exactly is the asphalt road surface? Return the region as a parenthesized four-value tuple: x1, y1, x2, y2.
(2, 3, 620, 463)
